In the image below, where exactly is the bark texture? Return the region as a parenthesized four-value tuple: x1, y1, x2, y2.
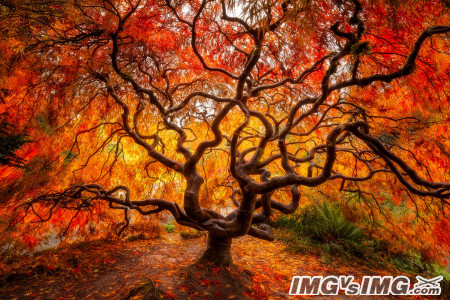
(198, 234, 233, 266)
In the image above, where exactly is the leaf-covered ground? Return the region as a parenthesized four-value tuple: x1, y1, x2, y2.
(0, 234, 424, 299)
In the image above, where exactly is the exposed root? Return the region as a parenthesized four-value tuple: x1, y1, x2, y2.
(123, 279, 167, 300)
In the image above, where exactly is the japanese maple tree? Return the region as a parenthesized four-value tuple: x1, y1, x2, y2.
(1, 0, 449, 266)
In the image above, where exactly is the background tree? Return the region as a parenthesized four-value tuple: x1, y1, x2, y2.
(0, 0, 449, 266)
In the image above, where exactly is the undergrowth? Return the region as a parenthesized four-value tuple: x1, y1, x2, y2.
(273, 201, 450, 295)
(275, 202, 366, 259)
(179, 228, 205, 239)
(163, 221, 176, 233)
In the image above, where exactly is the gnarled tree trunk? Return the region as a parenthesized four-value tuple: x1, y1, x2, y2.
(198, 234, 233, 266)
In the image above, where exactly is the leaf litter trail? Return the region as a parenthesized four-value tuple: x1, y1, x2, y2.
(1, 234, 411, 299)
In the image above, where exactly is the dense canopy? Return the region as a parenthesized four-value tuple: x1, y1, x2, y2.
(0, 0, 449, 265)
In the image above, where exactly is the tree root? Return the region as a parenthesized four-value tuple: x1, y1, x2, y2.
(123, 279, 167, 300)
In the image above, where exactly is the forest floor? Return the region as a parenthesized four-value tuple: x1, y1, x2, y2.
(0, 233, 432, 300)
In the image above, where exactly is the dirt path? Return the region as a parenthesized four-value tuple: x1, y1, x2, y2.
(0, 234, 421, 299)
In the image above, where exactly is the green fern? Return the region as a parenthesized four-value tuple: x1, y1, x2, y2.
(299, 202, 364, 244)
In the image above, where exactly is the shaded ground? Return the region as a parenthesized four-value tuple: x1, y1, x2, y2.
(0, 234, 432, 299)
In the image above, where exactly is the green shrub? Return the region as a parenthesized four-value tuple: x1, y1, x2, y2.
(163, 221, 176, 233)
(276, 202, 363, 243)
(275, 202, 378, 260)
(299, 202, 364, 244)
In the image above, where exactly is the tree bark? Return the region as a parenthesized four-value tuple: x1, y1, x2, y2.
(197, 234, 233, 266)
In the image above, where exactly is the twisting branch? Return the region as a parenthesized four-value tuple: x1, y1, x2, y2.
(10, 0, 449, 246)
(18, 184, 202, 236)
